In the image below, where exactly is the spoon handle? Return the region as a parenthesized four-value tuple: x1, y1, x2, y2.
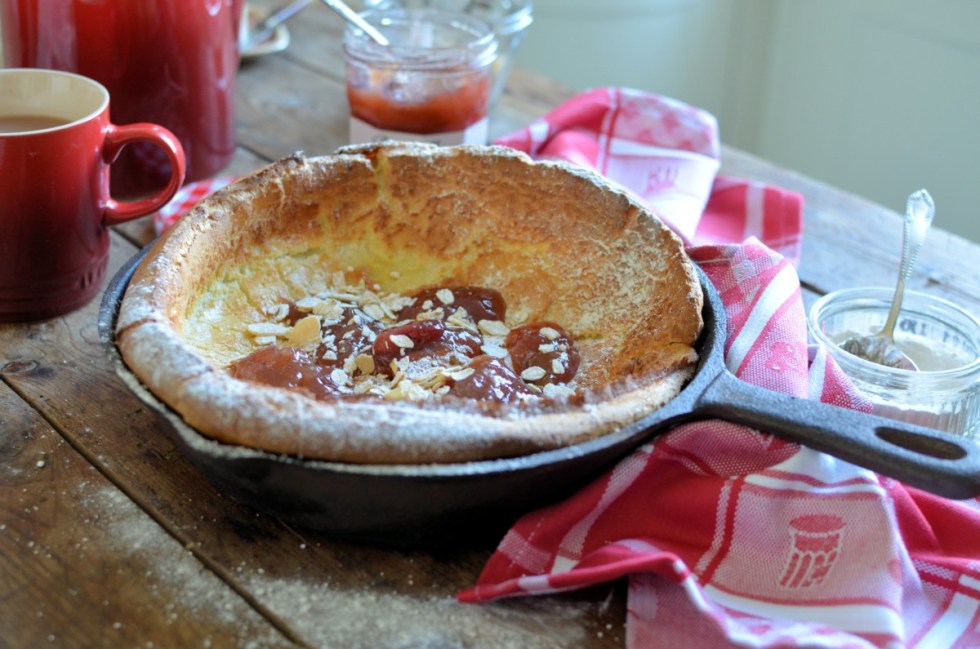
(248, 0, 313, 48)
(320, 0, 391, 46)
(881, 189, 935, 338)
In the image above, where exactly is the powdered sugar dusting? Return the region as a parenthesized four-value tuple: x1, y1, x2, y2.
(244, 570, 594, 649)
(80, 483, 601, 648)
(79, 484, 286, 648)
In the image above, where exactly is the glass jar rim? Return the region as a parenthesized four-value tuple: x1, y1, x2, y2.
(360, 0, 533, 34)
(808, 286, 980, 378)
(495, 1, 533, 34)
(344, 8, 499, 71)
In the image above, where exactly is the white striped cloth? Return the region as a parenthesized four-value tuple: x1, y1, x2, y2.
(460, 241, 980, 648)
(153, 175, 236, 236)
(461, 89, 980, 647)
(494, 87, 804, 266)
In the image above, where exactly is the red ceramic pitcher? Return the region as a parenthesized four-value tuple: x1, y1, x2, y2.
(1, 0, 243, 197)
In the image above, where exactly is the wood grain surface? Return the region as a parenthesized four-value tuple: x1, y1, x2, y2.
(2, 1, 978, 647)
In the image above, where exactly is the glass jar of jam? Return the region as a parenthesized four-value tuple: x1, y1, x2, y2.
(343, 8, 498, 146)
(363, 0, 534, 113)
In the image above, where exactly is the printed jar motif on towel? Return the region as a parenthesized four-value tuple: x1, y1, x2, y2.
(779, 514, 845, 589)
(708, 485, 903, 603)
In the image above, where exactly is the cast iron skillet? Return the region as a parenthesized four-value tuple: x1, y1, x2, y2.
(99, 245, 980, 547)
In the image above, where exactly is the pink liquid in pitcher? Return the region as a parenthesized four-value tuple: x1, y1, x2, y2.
(1, 0, 241, 196)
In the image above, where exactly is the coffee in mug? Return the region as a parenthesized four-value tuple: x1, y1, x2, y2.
(0, 114, 72, 132)
(0, 68, 186, 323)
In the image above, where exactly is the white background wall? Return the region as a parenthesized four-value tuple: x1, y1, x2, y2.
(515, 0, 980, 244)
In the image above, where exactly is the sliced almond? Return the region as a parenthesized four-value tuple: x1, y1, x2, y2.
(481, 342, 509, 359)
(385, 295, 415, 314)
(435, 288, 455, 305)
(354, 354, 375, 375)
(353, 379, 379, 395)
(416, 308, 444, 321)
(379, 301, 398, 321)
(442, 367, 475, 382)
(520, 366, 547, 382)
(384, 379, 414, 401)
(542, 383, 576, 400)
(343, 355, 358, 375)
(389, 367, 406, 388)
(415, 372, 448, 391)
(246, 322, 290, 337)
(295, 296, 321, 311)
(539, 327, 560, 341)
(360, 324, 378, 342)
(312, 298, 344, 321)
(362, 302, 386, 321)
(266, 303, 290, 321)
(478, 319, 510, 337)
(551, 358, 565, 375)
(446, 308, 477, 332)
(286, 314, 321, 347)
(390, 334, 414, 349)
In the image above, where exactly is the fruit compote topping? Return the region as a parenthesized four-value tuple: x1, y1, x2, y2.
(229, 273, 579, 407)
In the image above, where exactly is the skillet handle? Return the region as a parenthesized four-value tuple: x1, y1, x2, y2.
(697, 371, 980, 499)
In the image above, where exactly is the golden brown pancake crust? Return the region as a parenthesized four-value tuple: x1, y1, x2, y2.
(116, 142, 703, 463)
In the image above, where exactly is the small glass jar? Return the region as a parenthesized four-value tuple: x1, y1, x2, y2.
(343, 8, 498, 146)
(807, 287, 980, 439)
(364, 0, 534, 111)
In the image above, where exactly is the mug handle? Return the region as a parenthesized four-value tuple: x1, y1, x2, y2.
(102, 123, 187, 226)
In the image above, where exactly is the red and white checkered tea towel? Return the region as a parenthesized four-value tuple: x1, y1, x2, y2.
(495, 87, 804, 265)
(460, 240, 980, 647)
(459, 89, 980, 647)
(152, 175, 237, 236)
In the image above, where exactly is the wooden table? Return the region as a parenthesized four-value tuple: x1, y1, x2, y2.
(3, 4, 979, 648)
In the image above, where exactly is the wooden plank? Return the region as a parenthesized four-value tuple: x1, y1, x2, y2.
(237, 55, 350, 159)
(0, 381, 294, 649)
(112, 148, 274, 249)
(271, 0, 346, 82)
(0, 239, 628, 647)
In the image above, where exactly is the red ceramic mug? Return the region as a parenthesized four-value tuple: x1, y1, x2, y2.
(0, 68, 186, 323)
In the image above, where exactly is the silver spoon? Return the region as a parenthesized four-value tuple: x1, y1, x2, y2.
(241, 0, 314, 53)
(319, 0, 391, 46)
(840, 189, 935, 370)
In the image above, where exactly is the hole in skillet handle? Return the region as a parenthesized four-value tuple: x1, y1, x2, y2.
(875, 428, 967, 460)
(688, 265, 980, 500)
